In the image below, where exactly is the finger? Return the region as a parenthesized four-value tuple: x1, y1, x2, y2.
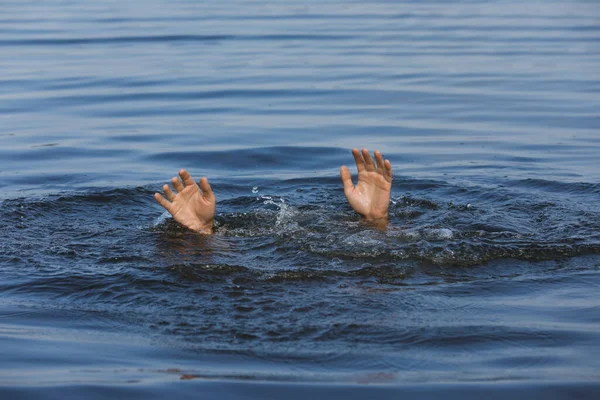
(374, 150, 385, 175)
(171, 176, 184, 193)
(384, 159, 393, 182)
(351, 148, 366, 174)
(199, 177, 214, 199)
(362, 148, 376, 172)
(340, 166, 354, 193)
(154, 193, 171, 211)
(162, 184, 176, 201)
(179, 169, 196, 187)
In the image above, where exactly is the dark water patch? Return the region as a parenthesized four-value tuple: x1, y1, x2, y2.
(2, 181, 600, 329)
(0, 146, 134, 162)
(0, 34, 356, 47)
(146, 146, 348, 172)
(3, 178, 600, 274)
(507, 178, 600, 196)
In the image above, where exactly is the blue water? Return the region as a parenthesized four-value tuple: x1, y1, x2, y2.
(1, 1, 600, 398)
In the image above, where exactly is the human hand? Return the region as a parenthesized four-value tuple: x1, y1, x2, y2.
(340, 148, 392, 221)
(154, 169, 215, 234)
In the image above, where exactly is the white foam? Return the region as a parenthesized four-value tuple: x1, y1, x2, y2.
(153, 210, 171, 227)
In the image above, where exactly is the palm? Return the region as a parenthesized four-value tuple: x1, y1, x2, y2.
(346, 171, 391, 218)
(154, 169, 215, 233)
(169, 184, 215, 228)
(340, 149, 392, 220)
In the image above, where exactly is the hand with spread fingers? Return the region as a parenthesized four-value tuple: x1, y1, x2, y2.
(340, 148, 393, 222)
(154, 169, 216, 234)
(156, 149, 391, 233)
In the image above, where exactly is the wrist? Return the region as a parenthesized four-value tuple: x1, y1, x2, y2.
(362, 214, 389, 230)
(190, 219, 214, 234)
(362, 212, 388, 221)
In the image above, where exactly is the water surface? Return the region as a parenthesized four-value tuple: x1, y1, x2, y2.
(1, 0, 600, 398)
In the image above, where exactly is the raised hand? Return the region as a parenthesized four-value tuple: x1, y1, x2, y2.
(154, 169, 215, 234)
(340, 148, 392, 221)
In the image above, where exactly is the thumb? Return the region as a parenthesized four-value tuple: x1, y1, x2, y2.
(340, 166, 354, 193)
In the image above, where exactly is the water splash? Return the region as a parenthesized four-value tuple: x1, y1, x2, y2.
(153, 210, 171, 227)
